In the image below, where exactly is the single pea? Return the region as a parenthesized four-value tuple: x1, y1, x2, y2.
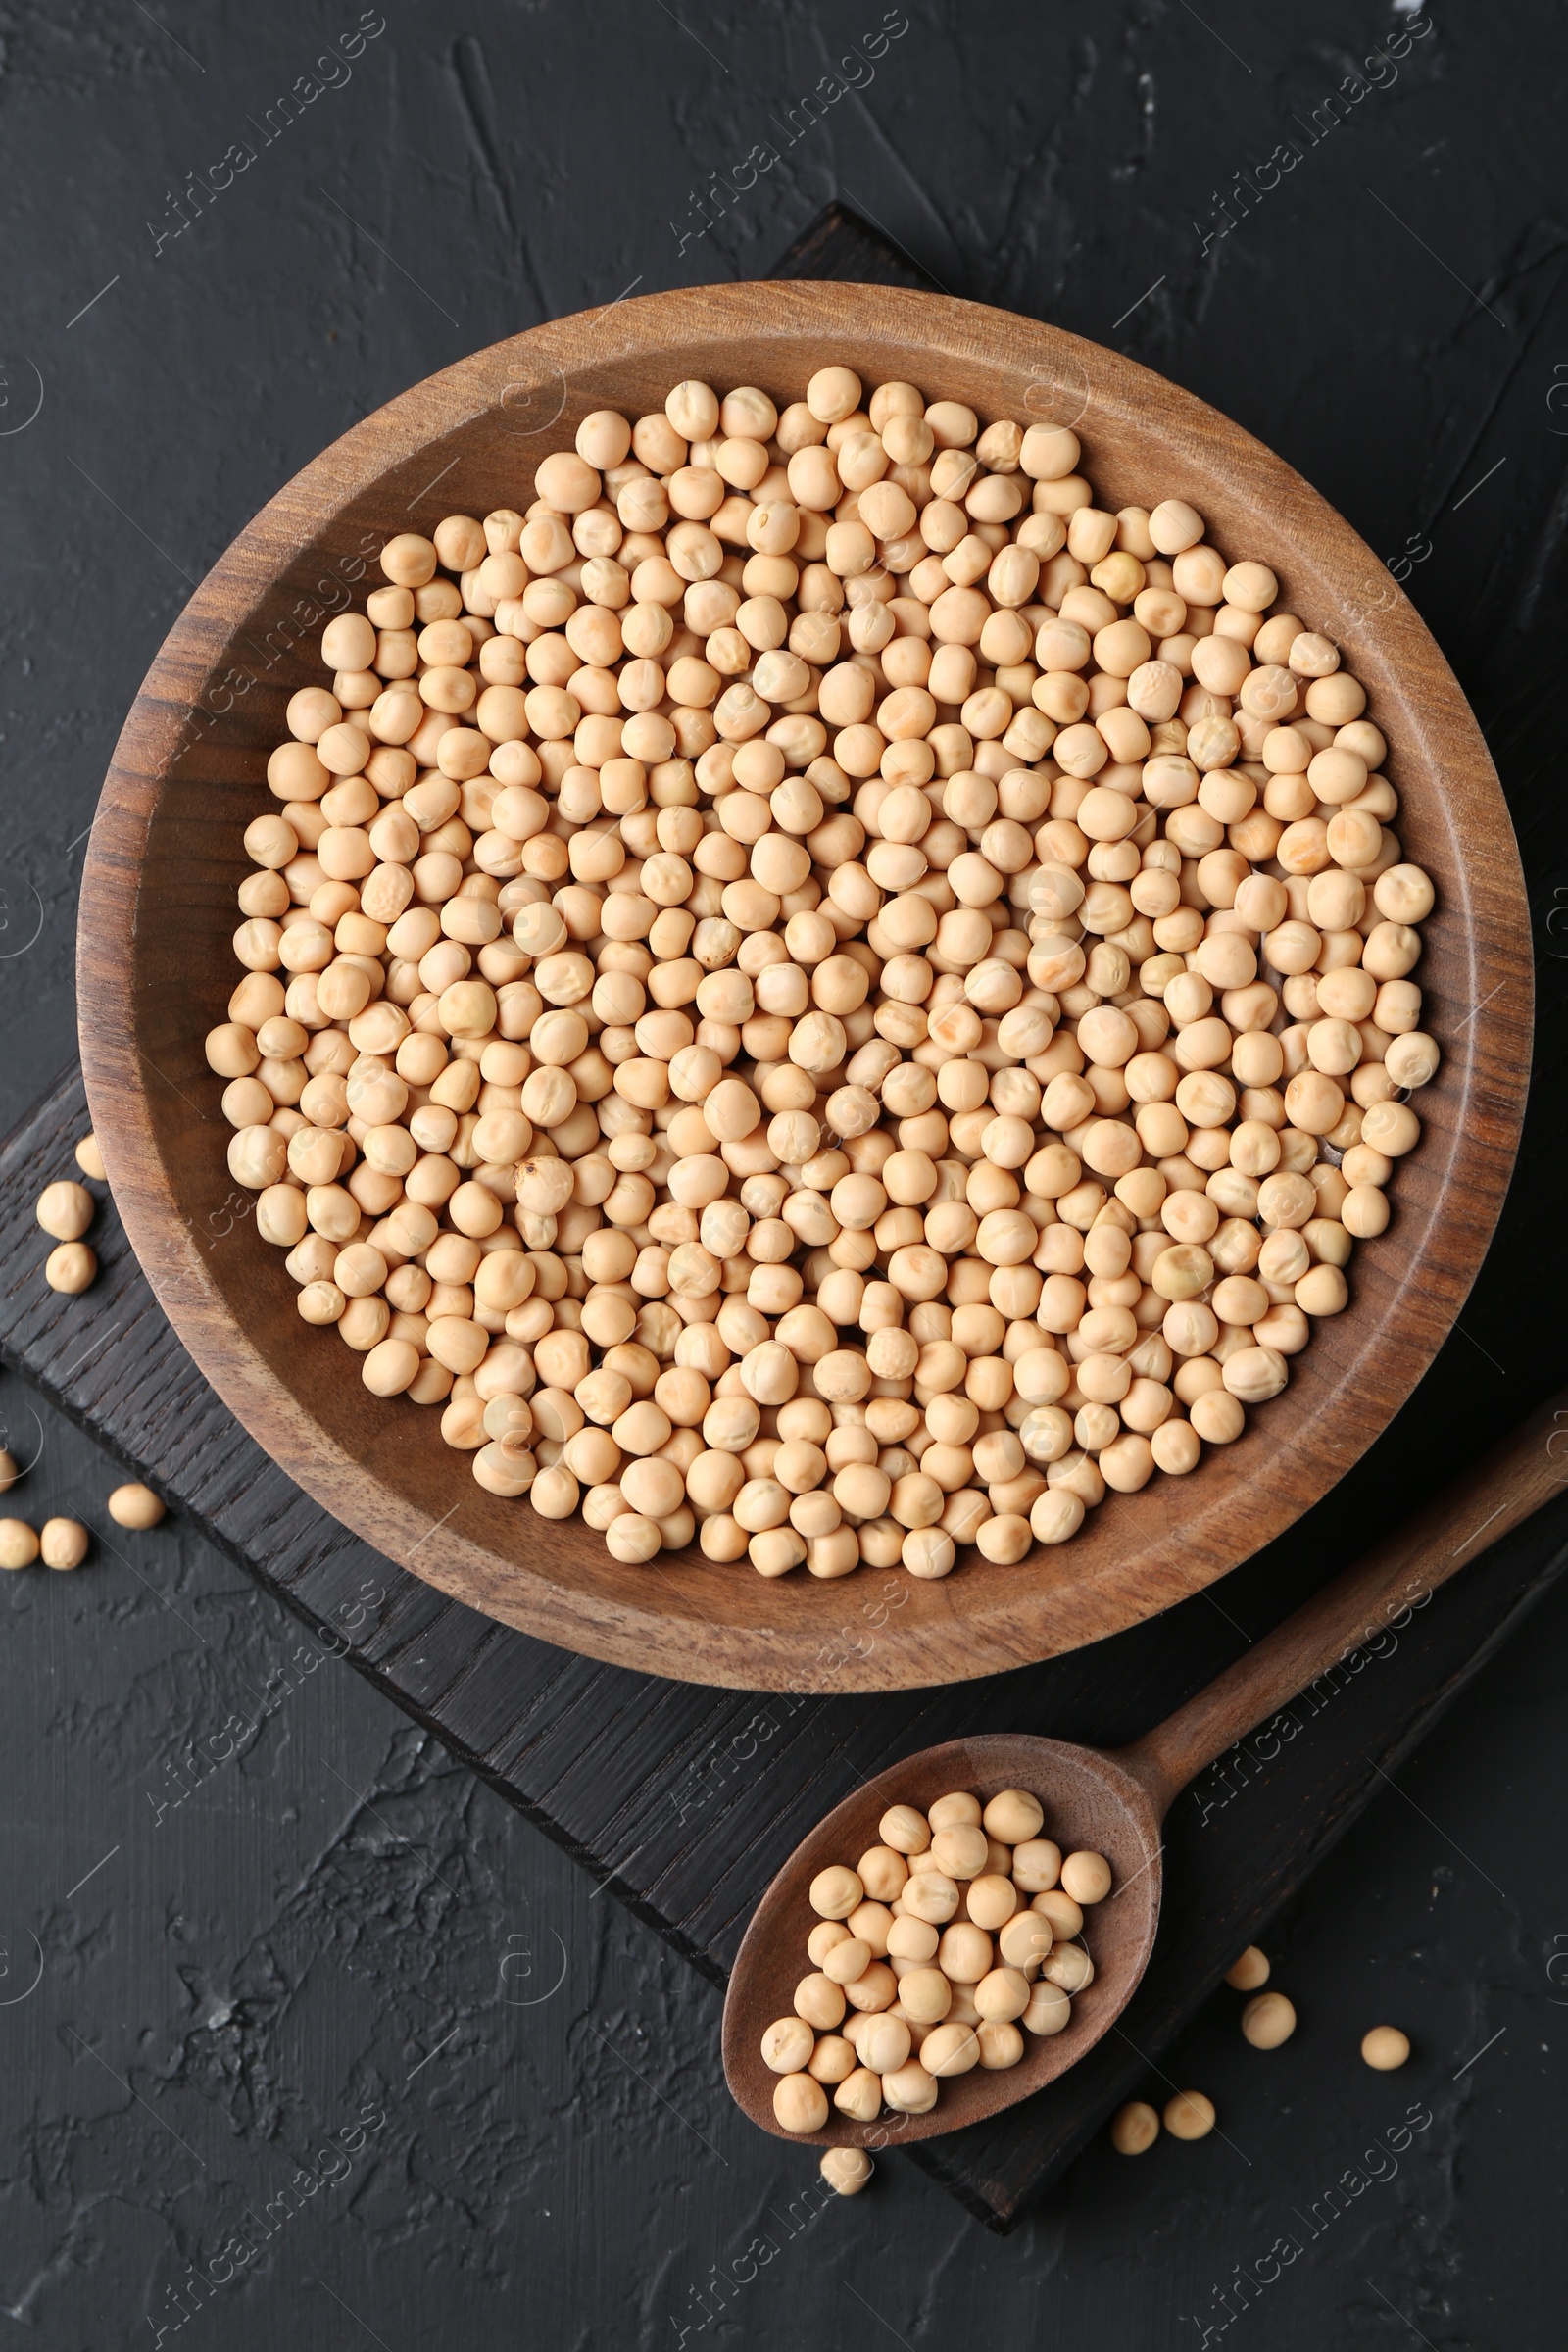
(1012, 1838, 1063, 1894)
(975, 1965, 1032, 2023)
(928, 1791, 983, 1833)
(0, 1519, 40, 1569)
(1241, 1990, 1297, 2049)
(760, 2016, 814, 2074)
(40, 1518, 89, 1570)
(819, 2145, 874, 2195)
(36, 1180, 95, 1241)
(879, 1804, 933, 1856)
(975, 2019, 1025, 2070)
(880, 2059, 938, 2114)
(773, 2073, 829, 2133)
(1021, 1982, 1071, 2037)
(808, 1865, 864, 1921)
(1040, 1942, 1093, 1993)
(902, 1871, 961, 1925)
(1060, 1850, 1112, 1904)
(45, 1242, 97, 1294)
(982, 1788, 1044, 1845)
(931, 1823, 989, 1879)
(822, 1936, 872, 1986)
(832, 2066, 883, 2124)
(108, 1483, 166, 1530)
(921, 2020, 982, 2077)
(1162, 2090, 1216, 2141)
(1361, 2025, 1410, 2071)
(1224, 1945, 1270, 1991)
(1110, 2099, 1160, 2155)
(856, 1845, 908, 1904)
(794, 1972, 847, 2031)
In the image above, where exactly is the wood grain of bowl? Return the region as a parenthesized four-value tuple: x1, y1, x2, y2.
(77, 282, 1531, 1693)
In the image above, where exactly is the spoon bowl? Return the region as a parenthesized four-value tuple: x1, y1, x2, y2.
(722, 1733, 1162, 2148)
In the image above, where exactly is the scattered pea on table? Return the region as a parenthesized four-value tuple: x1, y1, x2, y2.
(0, 1520, 41, 1570)
(1162, 2090, 1216, 2141)
(1224, 1945, 1270, 1990)
(45, 1242, 97, 1295)
(36, 1181, 95, 1241)
(819, 2145, 874, 2195)
(108, 1483, 166, 1530)
(1241, 1990, 1297, 2049)
(39, 1518, 90, 1570)
(1110, 2099, 1160, 2155)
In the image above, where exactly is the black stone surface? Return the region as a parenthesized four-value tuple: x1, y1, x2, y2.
(3, 2, 1567, 2343)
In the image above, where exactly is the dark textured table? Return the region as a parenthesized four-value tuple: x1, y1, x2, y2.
(3, 4, 1567, 2343)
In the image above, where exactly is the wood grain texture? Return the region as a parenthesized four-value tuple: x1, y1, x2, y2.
(4, 1063, 1566, 2226)
(74, 281, 1532, 1690)
(1120, 1390, 1568, 1811)
(766, 198, 946, 291)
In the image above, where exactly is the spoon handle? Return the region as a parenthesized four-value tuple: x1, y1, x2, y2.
(1116, 1390, 1568, 1819)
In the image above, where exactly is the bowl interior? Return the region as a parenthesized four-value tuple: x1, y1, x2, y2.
(78, 282, 1531, 1691)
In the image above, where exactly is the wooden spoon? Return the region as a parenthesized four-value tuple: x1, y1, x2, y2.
(724, 1392, 1566, 2147)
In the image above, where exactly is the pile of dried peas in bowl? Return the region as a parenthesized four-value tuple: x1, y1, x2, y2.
(764, 1787, 1109, 2132)
(209, 366, 1438, 1583)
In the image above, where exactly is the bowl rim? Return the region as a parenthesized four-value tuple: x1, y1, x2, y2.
(77, 278, 1533, 1692)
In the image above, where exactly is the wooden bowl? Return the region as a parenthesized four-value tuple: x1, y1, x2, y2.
(77, 282, 1531, 1693)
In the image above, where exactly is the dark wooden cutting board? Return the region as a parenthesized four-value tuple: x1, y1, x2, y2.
(3, 207, 1562, 2230)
